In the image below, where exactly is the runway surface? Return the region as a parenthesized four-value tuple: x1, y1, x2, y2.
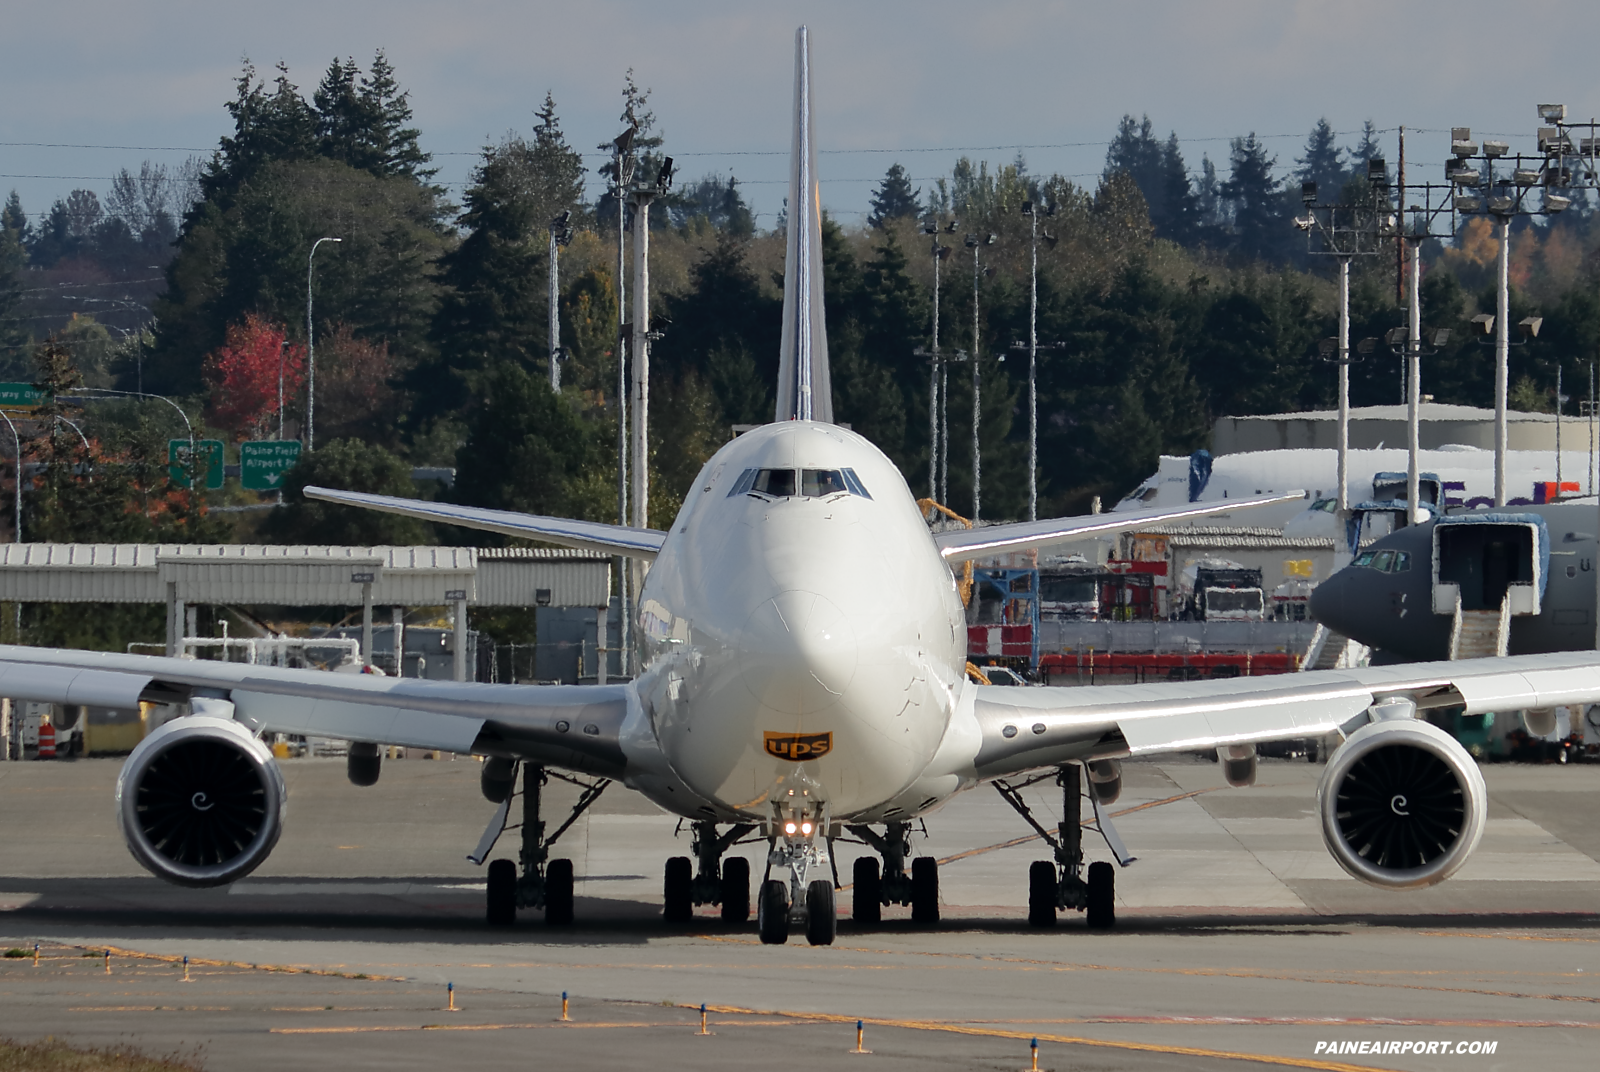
(2, 754, 1598, 1070)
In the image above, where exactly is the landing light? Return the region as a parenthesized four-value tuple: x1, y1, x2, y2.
(801, 821, 813, 836)
(784, 821, 797, 835)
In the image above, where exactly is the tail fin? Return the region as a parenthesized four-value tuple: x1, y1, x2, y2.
(775, 26, 833, 423)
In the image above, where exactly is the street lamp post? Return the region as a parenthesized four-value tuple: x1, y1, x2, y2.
(306, 236, 342, 451)
(0, 409, 20, 545)
(1017, 202, 1057, 522)
(922, 219, 956, 502)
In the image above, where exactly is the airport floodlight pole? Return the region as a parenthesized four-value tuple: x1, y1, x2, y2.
(1015, 202, 1061, 523)
(305, 236, 341, 451)
(1294, 166, 1388, 526)
(628, 157, 673, 658)
(966, 232, 995, 521)
(548, 210, 574, 391)
(608, 126, 635, 677)
(1448, 121, 1571, 507)
(922, 219, 955, 501)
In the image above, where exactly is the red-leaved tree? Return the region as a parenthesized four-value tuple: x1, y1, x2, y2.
(203, 314, 307, 439)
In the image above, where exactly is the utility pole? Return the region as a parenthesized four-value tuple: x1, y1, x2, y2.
(305, 236, 341, 451)
(548, 210, 573, 391)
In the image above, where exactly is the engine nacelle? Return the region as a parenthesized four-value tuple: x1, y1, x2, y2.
(1317, 718, 1485, 890)
(116, 716, 286, 888)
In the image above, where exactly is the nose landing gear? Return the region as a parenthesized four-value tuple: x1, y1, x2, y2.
(756, 812, 838, 946)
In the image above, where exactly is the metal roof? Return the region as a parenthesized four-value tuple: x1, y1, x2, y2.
(0, 544, 609, 608)
(1129, 527, 1335, 551)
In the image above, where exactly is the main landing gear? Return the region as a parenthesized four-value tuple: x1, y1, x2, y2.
(995, 762, 1127, 930)
(844, 821, 940, 927)
(479, 761, 610, 927)
(662, 820, 757, 925)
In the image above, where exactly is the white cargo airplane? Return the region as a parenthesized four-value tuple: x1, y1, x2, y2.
(5, 28, 1600, 945)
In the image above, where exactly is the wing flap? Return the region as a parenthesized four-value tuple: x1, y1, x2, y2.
(229, 690, 484, 755)
(935, 492, 1304, 561)
(301, 486, 666, 559)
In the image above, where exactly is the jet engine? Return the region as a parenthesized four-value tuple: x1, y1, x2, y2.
(116, 715, 286, 888)
(1317, 717, 1485, 890)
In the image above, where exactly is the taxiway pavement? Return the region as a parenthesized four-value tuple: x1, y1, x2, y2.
(2, 755, 1597, 1070)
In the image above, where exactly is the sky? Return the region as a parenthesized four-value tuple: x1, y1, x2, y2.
(6, 1, 1600, 229)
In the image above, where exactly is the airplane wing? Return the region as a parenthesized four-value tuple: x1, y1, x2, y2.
(934, 492, 1304, 561)
(0, 644, 634, 778)
(302, 486, 667, 560)
(968, 649, 1599, 779)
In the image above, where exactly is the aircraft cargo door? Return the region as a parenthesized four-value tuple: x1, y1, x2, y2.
(1431, 515, 1546, 617)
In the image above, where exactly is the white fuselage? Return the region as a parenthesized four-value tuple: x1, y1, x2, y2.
(630, 421, 971, 826)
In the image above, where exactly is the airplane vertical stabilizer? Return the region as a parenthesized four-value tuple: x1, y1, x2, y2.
(775, 25, 833, 424)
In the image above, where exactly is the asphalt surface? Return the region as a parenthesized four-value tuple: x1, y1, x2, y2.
(2, 754, 1598, 1071)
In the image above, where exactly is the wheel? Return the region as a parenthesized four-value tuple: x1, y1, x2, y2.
(1028, 860, 1057, 928)
(545, 858, 574, 926)
(851, 857, 881, 925)
(720, 856, 750, 922)
(1306, 741, 1319, 763)
(910, 856, 939, 924)
(1086, 860, 1115, 929)
(663, 856, 693, 923)
(805, 879, 836, 946)
(486, 858, 516, 926)
(758, 879, 790, 945)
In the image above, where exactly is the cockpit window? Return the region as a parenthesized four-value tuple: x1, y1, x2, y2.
(753, 468, 797, 497)
(729, 467, 872, 500)
(1352, 549, 1411, 573)
(1369, 550, 1395, 572)
(1354, 551, 1376, 567)
(1392, 551, 1410, 572)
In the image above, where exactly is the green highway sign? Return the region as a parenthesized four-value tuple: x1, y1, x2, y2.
(240, 439, 303, 491)
(168, 439, 225, 490)
(0, 383, 48, 409)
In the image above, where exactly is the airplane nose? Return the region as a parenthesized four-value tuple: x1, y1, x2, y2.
(739, 589, 858, 715)
(1310, 568, 1355, 634)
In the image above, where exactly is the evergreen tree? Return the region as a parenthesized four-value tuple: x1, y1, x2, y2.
(422, 115, 583, 421)
(1221, 133, 1285, 262)
(669, 175, 754, 236)
(1349, 120, 1383, 168)
(1295, 118, 1344, 201)
(208, 61, 319, 202)
(529, 92, 587, 223)
(0, 192, 27, 365)
(1104, 115, 1198, 245)
(313, 52, 434, 182)
(594, 71, 666, 229)
(868, 164, 920, 229)
(264, 438, 429, 544)
(361, 50, 433, 180)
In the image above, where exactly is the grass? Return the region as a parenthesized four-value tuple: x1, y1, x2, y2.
(1, 950, 27, 959)
(0, 1037, 202, 1072)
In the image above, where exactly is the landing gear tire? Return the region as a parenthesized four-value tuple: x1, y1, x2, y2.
(758, 879, 790, 945)
(720, 856, 750, 922)
(805, 880, 836, 946)
(910, 856, 940, 925)
(1086, 860, 1115, 930)
(545, 858, 574, 925)
(852, 857, 882, 925)
(664, 856, 693, 923)
(486, 858, 516, 926)
(1028, 860, 1056, 928)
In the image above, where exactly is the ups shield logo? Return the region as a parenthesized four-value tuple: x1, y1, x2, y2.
(764, 731, 833, 762)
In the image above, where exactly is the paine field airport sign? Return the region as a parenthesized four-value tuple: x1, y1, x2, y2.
(240, 440, 303, 491)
